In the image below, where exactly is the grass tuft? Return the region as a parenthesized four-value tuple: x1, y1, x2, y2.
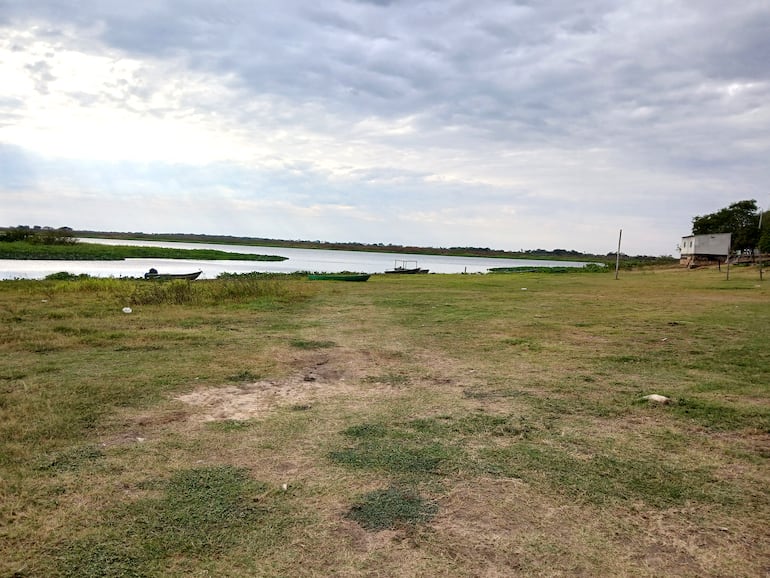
(36, 445, 105, 472)
(289, 339, 336, 349)
(345, 486, 438, 531)
(227, 369, 262, 382)
(671, 397, 770, 432)
(342, 423, 388, 439)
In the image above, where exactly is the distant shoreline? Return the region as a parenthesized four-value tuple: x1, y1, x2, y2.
(72, 230, 674, 265)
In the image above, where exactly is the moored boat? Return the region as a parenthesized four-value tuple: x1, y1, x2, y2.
(308, 273, 371, 282)
(385, 260, 429, 274)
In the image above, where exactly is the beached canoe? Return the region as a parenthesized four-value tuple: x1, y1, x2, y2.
(144, 269, 202, 281)
(307, 274, 371, 282)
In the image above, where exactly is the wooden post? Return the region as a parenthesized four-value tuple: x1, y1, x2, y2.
(759, 209, 764, 281)
(614, 229, 622, 280)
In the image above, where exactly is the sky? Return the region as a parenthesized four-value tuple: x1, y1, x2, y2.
(1, 1, 769, 256)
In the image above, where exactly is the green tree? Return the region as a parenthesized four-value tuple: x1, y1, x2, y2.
(30, 227, 78, 245)
(692, 200, 760, 255)
(1, 225, 77, 245)
(0, 226, 33, 242)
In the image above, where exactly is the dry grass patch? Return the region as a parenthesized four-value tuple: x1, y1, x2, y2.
(432, 477, 761, 577)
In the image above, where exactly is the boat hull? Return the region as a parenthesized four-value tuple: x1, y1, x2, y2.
(385, 260, 429, 274)
(308, 274, 370, 282)
(144, 271, 202, 281)
(384, 268, 429, 274)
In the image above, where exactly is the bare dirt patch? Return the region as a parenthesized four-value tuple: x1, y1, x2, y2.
(176, 348, 410, 422)
(177, 378, 355, 422)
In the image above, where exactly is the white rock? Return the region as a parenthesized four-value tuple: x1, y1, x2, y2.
(643, 394, 671, 404)
(122, 307, 132, 314)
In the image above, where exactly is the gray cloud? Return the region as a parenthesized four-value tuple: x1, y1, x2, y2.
(1, 0, 768, 254)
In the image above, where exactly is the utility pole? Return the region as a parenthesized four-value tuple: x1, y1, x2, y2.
(614, 229, 622, 280)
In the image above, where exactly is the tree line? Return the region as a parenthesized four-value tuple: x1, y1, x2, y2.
(0, 226, 77, 245)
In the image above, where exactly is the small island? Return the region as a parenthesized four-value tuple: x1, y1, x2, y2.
(0, 227, 287, 262)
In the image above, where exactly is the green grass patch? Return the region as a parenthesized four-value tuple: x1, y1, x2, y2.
(17, 276, 318, 307)
(671, 397, 770, 432)
(330, 441, 459, 477)
(289, 338, 336, 349)
(332, 414, 736, 508)
(480, 441, 735, 507)
(330, 414, 534, 480)
(227, 369, 262, 382)
(361, 372, 410, 386)
(35, 445, 105, 472)
(49, 466, 290, 576)
(331, 417, 463, 478)
(342, 423, 389, 439)
(345, 486, 438, 531)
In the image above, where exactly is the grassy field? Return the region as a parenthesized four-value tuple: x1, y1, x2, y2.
(1, 267, 768, 576)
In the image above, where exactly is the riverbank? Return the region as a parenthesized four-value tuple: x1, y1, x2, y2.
(1, 267, 767, 575)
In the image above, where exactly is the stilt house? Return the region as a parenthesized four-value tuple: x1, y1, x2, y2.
(679, 233, 731, 267)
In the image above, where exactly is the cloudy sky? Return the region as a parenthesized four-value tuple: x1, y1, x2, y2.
(1, 1, 768, 255)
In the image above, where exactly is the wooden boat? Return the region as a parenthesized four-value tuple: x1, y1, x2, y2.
(385, 260, 429, 274)
(308, 273, 370, 282)
(144, 268, 202, 281)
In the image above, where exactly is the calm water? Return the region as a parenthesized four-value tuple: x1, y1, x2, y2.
(0, 238, 593, 280)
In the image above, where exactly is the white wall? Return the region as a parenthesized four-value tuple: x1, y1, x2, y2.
(680, 233, 731, 256)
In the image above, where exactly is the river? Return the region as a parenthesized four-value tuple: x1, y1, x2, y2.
(0, 238, 594, 280)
